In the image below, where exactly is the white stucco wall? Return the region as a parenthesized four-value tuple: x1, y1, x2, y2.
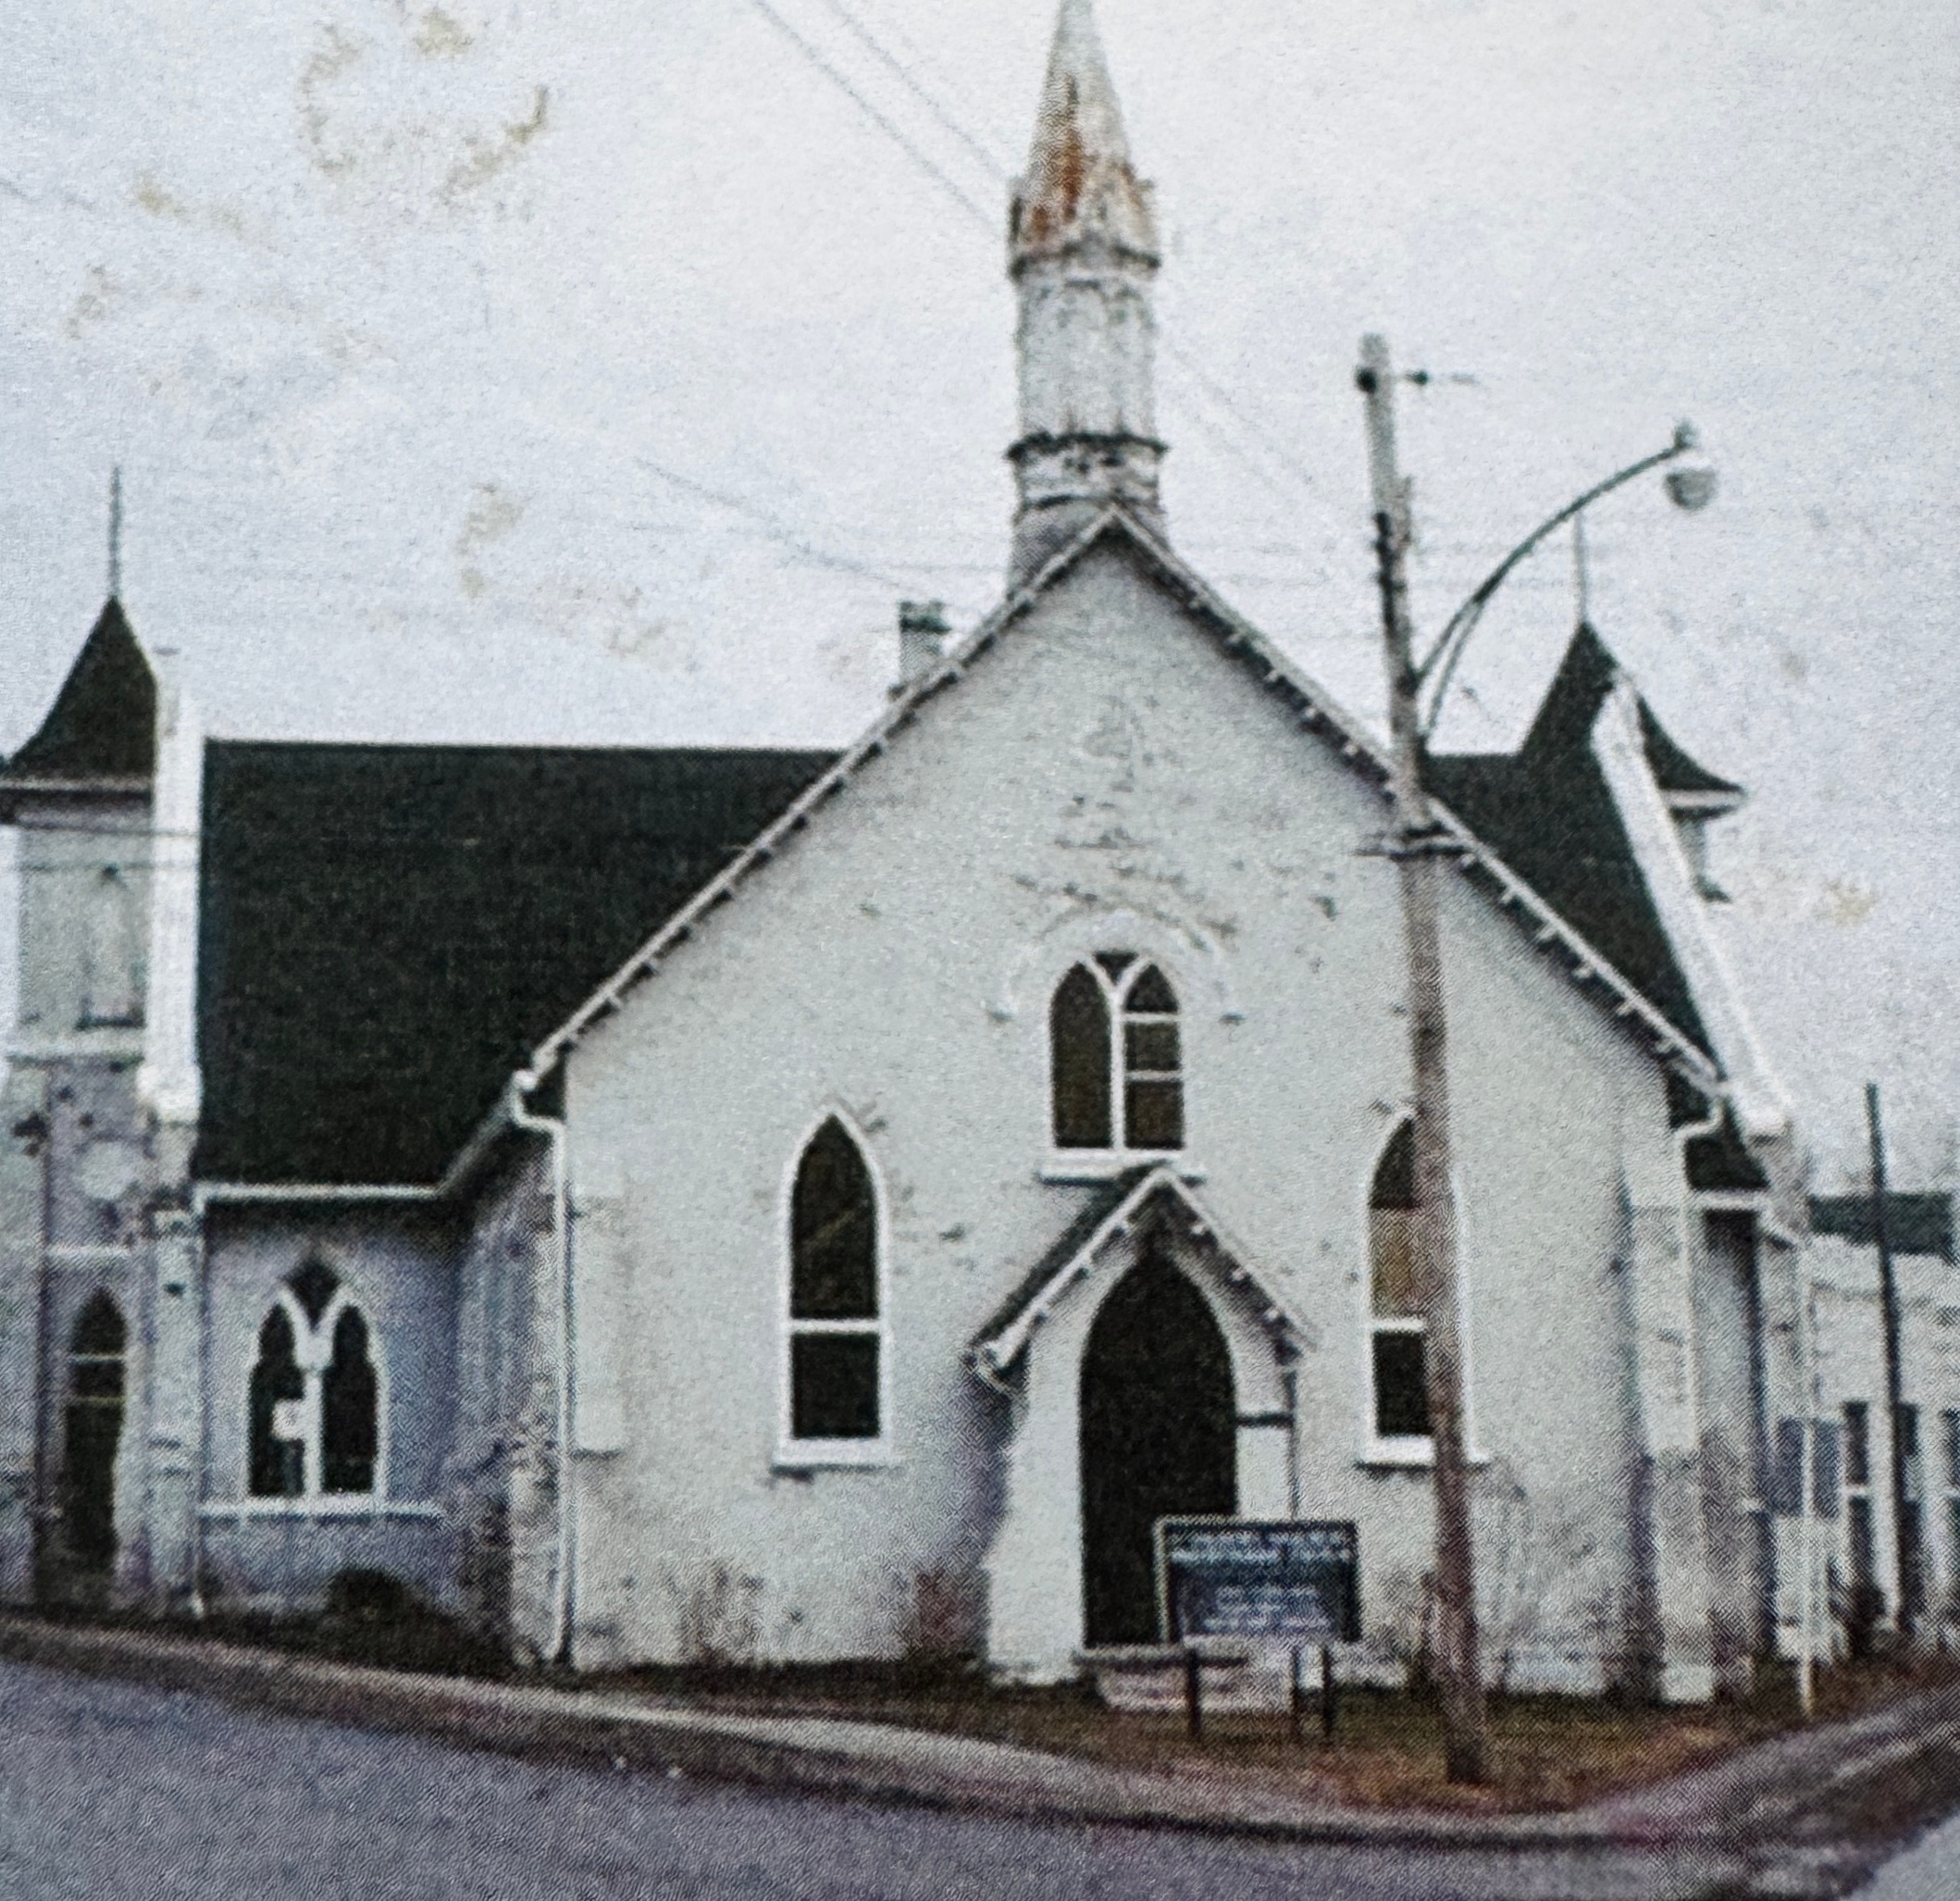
(558, 540, 1688, 1683)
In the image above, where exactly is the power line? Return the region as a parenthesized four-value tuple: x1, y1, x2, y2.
(744, 0, 995, 227)
(742, 0, 1346, 538)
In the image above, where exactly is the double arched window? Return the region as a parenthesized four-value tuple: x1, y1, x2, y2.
(785, 1118, 883, 1447)
(1050, 955, 1184, 1153)
(63, 1292, 127, 1571)
(247, 1262, 380, 1499)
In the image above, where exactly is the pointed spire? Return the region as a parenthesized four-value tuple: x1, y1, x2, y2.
(1011, 0, 1157, 266)
(1006, 0, 1165, 579)
(107, 465, 123, 601)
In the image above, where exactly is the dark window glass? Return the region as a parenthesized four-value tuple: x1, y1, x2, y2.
(1373, 1333, 1431, 1438)
(1902, 1500, 1928, 1615)
(1124, 1020, 1180, 1073)
(289, 1260, 340, 1328)
(63, 1294, 126, 1570)
(1094, 951, 1135, 981)
(1848, 1495, 1876, 1589)
(1813, 1419, 1842, 1520)
(1372, 1120, 1418, 1211)
(790, 1335, 880, 1440)
(790, 1120, 877, 1320)
(322, 1309, 378, 1495)
(249, 1308, 304, 1498)
(1125, 1080, 1184, 1150)
(1902, 1403, 1924, 1500)
(1126, 964, 1177, 1014)
(1844, 1401, 1871, 1487)
(1050, 964, 1111, 1149)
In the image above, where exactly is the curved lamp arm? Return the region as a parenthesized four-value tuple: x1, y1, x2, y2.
(1417, 424, 1702, 739)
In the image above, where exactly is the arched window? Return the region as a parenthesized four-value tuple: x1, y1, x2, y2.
(81, 864, 143, 1028)
(787, 1119, 881, 1444)
(1049, 956, 1184, 1153)
(247, 1264, 383, 1501)
(249, 1305, 305, 1498)
(322, 1309, 378, 1495)
(1369, 1120, 1431, 1441)
(63, 1293, 126, 1570)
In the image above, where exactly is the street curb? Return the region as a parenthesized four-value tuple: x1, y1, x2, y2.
(0, 1612, 1923, 1883)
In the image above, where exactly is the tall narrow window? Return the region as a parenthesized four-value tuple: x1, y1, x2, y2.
(80, 865, 142, 1028)
(1049, 958, 1184, 1153)
(788, 1120, 881, 1443)
(249, 1306, 305, 1498)
(1369, 1120, 1431, 1442)
(1942, 1409, 1960, 1595)
(1843, 1400, 1875, 1593)
(63, 1293, 126, 1571)
(322, 1309, 378, 1495)
(1900, 1403, 1927, 1619)
(1050, 963, 1111, 1149)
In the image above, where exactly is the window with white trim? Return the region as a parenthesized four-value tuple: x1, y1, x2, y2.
(247, 1262, 380, 1500)
(1369, 1120, 1430, 1443)
(1049, 955, 1184, 1153)
(787, 1120, 882, 1445)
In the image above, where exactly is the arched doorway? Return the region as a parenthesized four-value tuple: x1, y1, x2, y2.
(61, 1292, 127, 1576)
(1079, 1243, 1236, 1646)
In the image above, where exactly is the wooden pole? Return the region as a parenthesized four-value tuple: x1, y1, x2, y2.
(1358, 333, 1489, 1784)
(1867, 1083, 1918, 1638)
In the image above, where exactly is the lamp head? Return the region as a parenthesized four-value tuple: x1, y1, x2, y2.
(1664, 427, 1717, 511)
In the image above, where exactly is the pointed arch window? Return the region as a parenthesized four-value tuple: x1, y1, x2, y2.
(63, 1293, 127, 1570)
(785, 1119, 884, 1451)
(1049, 956, 1184, 1154)
(247, 1264, 383, 1501)
(1369, 1120, 1431, 1443)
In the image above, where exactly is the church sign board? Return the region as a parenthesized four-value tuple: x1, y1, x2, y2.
(1155, 1519, 1360, 1646)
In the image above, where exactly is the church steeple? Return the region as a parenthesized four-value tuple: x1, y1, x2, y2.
(1008, 0, 1163, 580)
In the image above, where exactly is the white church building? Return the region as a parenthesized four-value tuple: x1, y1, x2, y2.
(0, 0, 1907, 1701)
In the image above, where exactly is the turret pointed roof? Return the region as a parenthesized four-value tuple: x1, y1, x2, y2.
(1011, 0, 1157, 264)
(2, 597, 155, 786)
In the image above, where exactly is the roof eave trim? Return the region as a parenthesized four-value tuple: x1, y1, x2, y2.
(481, 503, 1716, 1175)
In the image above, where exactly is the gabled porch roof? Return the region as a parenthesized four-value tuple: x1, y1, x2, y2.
(969, 1165, 1309, 1381)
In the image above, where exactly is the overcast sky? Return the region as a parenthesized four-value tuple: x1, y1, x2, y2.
(3, 0, 1955, 1184)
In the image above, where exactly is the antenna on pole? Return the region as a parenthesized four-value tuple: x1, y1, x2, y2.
(107, 465, 124, 600)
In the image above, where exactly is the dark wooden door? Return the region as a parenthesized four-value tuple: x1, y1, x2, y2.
(59, 1294, 126, 1577)
(1079, 1246, 1236, 1646)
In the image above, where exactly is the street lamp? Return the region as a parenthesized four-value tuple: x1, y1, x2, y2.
(1355, 334, 1714, 1785)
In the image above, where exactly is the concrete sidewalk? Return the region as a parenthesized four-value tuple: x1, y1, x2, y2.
(2, 1612, 1955, 1887)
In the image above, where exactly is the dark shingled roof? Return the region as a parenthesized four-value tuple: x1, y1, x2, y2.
(972, 1170, 1151, 1356)
(193, 742, 835, 1186)
(1426, 624, 1709, 1053)
(1639, 701, 1741, 800)
(1810, 1193, 1954, 1264)
(2, 599, 155, 785)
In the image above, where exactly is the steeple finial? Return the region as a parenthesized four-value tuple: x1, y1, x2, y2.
(107, 465, 123, 601)
(1007, 0, 1164, 580)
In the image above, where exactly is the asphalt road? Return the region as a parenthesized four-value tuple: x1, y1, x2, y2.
(0, 1656, 1879, 1901)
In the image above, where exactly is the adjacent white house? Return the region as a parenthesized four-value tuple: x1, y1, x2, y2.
(0, 0, 1905, 1700)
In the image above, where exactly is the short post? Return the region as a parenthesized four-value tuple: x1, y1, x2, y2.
(1185, 1644, 1203, 1742)
(1289, 1645, 1305, 1745)
(1321, 1644, 1338, 1739)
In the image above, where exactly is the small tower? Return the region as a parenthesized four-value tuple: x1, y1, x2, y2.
(1008, 0, 1164, 582)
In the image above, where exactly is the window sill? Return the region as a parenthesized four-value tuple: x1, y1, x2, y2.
(1040, 1153, 1204, 1185)
(773, 1441, 898, 1472)
(199, 1497, 441, 1520)
(1358, 1440, 1493, 1471)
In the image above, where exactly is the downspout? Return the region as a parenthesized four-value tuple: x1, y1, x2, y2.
(508, 1072, 572, 1669)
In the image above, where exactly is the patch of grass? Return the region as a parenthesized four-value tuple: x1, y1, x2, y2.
(585, 1649, 1960, 1812)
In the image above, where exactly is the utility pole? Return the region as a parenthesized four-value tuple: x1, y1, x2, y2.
(1867, 1083, 1918, 1638)
(1356, 333, 1489, 1784)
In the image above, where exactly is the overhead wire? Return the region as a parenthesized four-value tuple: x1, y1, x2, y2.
(742, 0, 1353, 549)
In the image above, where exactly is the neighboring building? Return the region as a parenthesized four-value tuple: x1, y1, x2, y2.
(0, 0, 1855, 1699)
(1807, 1191, 1960, 1641)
